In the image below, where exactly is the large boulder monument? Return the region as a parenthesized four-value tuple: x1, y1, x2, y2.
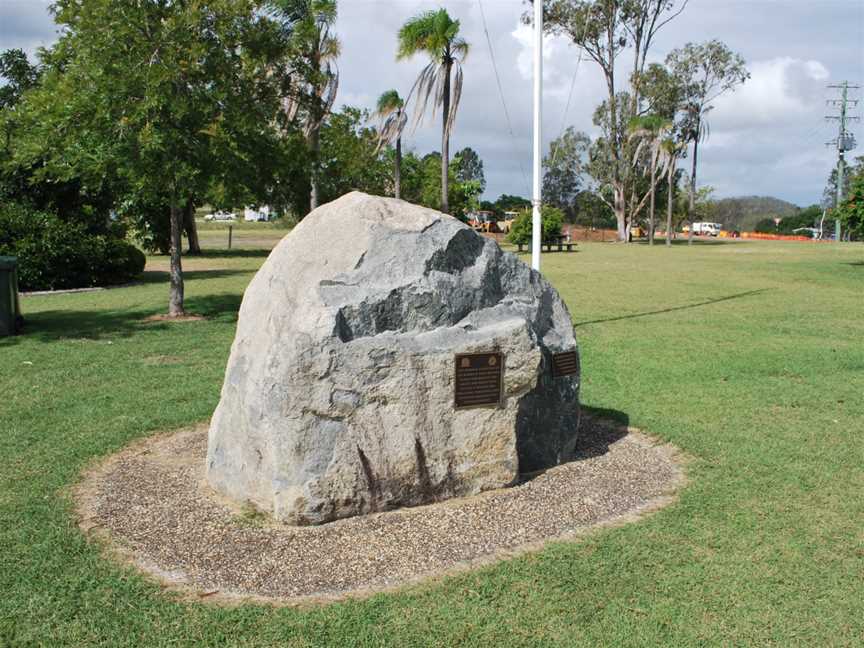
(207, 192, 580, 524)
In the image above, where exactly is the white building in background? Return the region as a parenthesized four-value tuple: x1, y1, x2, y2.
(244, 206, 271, 222)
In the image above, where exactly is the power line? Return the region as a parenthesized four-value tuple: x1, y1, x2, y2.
(477, 0, 530, 196)
(548, 8, 592, 173)
(824, 80, 860, 241)
(548, 47, 585, 169)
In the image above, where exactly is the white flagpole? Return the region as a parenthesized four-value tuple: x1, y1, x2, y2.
(531, 0, 543, 272)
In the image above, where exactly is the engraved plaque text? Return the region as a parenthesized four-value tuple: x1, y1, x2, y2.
(454, 352, 503, 409)
(552, 350, 579, 378)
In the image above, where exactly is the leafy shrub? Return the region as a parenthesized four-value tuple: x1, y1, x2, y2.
(753, 210, 819, 235)
(753, 218, 777, 234)
(838, 175, 864, 241)
(507, 205, 564, 245)
(0, 203, 145, 291)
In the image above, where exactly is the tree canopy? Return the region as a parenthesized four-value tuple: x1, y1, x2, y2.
(8, 0, 291, 314)
(543, 127, 590, 219)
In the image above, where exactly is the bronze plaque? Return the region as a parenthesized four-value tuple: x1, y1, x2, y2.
(552, 350, 579, 378)
(454, 352, 503, 409)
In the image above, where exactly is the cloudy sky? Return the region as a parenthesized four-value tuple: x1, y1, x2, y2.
(2, 0, 863, 206)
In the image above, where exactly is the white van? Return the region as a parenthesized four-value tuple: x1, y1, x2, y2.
(692, 222, 723, 236)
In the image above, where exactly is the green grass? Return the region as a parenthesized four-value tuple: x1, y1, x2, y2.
(1, 237, 862, 647)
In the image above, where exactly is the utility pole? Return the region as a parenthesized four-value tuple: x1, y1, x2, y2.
(825, 81, 860, 241)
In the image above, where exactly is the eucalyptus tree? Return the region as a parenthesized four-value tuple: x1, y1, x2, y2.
(397, 8, 469, 214)
(628, 115, 672, 244)
(14, 0, 288, 316)
(0, 49, 40, 112)
(837, 173, 864, 242)
(454, 146, 486, 191)
(0, 49, 42, 193)
(666, 40, 748, 243)
(536, 0, 689, 241)
(318, 105, 390, 201)
(543, 127, 591, 218)
(273, 0, 341, 212)
(374, 90, 408, 199)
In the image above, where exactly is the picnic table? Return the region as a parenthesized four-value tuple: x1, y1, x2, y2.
(516, 236, 576, 253)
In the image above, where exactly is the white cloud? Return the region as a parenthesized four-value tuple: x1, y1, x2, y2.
(713, 57, 831, 128)
(512, 23, 572, 87)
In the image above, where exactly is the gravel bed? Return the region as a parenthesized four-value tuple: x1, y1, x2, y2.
(75, 416, 684, 605)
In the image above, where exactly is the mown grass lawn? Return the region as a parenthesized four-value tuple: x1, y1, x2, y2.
(1, 235, 862, 647)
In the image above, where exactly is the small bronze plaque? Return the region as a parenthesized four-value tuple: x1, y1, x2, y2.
(552, 350, 579, 378)
(454, 352, 503, 409)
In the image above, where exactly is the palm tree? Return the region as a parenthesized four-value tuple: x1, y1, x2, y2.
(397, 9, 468, 214)
(659, 137, 687, 248)
(629, 115, 673, 245)
(682, 102, 710, 245)
(274, 0, 340, 212)
(375, 90, 408, 199)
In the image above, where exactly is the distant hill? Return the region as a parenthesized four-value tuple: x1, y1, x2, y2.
(713, 196, 801, 232)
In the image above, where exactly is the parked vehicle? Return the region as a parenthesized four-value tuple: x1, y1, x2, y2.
(793, 227, 820, 239)
(467, 210, 499, 233)
(204, 211, 236, 222)
(691, 222, 723, 236)
(244, 206, 271, 222)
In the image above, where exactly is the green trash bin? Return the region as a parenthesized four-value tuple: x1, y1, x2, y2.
(0, 256, 22, 337)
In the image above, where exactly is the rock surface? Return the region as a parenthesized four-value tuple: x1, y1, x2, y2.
(207, 192, 580, 524)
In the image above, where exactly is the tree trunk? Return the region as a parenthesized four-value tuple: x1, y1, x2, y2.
(602, 28, 626, 242)
(395, 136, 402, 200)
(607, 103, 627, 241)
(648, 156, 656, 246)
(612, 183, 627, 243)
(183, 199, 201, 255)
(687, 118, 700, 246)
(308, 126, 321, 213)
(666, 160, 674, 248)
(614, 184, 627, 242)
(441, 60, 452, 214)
(168, 201, 185, 317)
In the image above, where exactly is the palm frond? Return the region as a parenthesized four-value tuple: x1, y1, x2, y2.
(397, 10, 440, 59)
(445, 64, 463, 140)
(321, 67, 338, 114)
(376, 109, 408, 152)
(407, 61, 441, 134)
(397, 7, 467, 146)
(376, 89, 403, 117)
(397, 8, 463, 61)
(699, 119, 710, 143)
(451, 37, 469, 62)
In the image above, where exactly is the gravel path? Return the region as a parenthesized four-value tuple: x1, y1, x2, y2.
(75, 416, 684, 605)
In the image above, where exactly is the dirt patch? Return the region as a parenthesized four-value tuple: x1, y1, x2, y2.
(74, 415, 686, 607)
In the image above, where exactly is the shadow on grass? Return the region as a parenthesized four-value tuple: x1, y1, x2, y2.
(140, 268, 256, 285)
(147, 249, 271, 260)
(193, 249, 272, 259)
(848, 261, 864, 267)
(632, 237, 734, 246)
(574, 288, 768, 327)
(4, 293, 242, 345)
